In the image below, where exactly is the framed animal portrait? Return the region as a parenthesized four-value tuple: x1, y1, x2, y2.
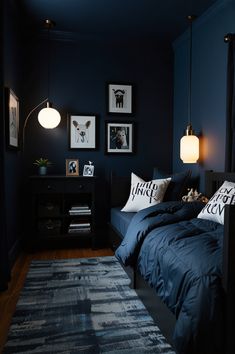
(105, 121, 134, 154)
(107, 83, 133, 114)
(6, 88, 19, 149)
(66, 159, 79, 176)
(68, 114, 97, 150)
(83, 164, 94, 177)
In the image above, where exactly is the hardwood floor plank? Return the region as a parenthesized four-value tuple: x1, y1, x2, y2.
(0, 247, 113, 352)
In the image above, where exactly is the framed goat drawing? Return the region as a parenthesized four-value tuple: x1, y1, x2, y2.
(105, 121, 134, 154)
(68, 114, 97, 150)
(107, 83, 133, 114)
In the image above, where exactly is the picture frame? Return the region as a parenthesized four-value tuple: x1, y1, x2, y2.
(66, 159, 79, 176)
(6, 88, 19, 149)
(83, 164, 94, 177)
(105, 121, 134, 154)
(68, 114, 97, 150)
(107, 83, 133, 114)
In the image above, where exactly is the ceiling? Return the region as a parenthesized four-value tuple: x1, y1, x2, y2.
(19, 0, 218, 42)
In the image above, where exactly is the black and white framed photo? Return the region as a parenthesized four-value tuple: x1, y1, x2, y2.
(6, 88, 19, 149)
(66, 159, 79, 176)
(68, 114, 97, 150)
(105, 121, 134, 154)
(107, 83, 133, 114)
(83, 164, 94, 177)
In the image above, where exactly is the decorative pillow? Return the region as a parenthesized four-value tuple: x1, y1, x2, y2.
(121, 173, 171, 212)
(153, 168, 191, 201)
(197, 180, 235, 224)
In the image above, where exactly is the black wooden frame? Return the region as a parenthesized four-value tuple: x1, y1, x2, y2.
(107, 82, 134, 115)
(68, 113, 98, 150)
(108, 170, 235, 353)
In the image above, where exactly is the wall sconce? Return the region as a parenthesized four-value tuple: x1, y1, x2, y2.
(180, 15, 199, 164)
(22, 19, 61, 150)
(37, 19, 61, 129)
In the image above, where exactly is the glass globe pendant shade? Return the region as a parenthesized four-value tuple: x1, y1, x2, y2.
(180, 131, 199, 163)
(38, 102, 61, 129)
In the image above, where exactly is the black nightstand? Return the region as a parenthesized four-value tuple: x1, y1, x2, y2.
(28, 175, 98, 248)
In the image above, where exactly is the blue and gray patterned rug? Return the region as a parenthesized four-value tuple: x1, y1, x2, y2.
(4, 256, 175, 353)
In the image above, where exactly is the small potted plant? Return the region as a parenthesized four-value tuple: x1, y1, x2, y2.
(33, 158, 52, 176)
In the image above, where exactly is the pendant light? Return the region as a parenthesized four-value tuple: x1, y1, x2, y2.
(180, 15, 199, 163)
(38, 19, 61, 129)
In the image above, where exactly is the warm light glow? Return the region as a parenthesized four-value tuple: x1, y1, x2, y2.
(180, 134, 199, 163)
(38, 106, 61, 129)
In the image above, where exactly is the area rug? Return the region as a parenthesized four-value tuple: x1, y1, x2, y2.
(4, 256, 175, 353)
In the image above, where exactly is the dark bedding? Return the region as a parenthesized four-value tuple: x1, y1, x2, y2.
(110, 207, 135, 238)
(115, 201, 224, 354)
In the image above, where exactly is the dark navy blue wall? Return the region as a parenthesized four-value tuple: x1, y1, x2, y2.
(173, 0, 235, 191)
(23, 36, 173, 180)
(3, 0, 24, 262)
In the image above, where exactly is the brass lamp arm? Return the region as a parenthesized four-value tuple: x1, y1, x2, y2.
(22, 98, 48, 151)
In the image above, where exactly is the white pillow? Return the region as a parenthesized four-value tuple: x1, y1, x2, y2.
(121, 173, 171, 212)
(197, 180, 235, 224)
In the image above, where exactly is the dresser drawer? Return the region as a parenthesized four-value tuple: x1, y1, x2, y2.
(64, 180, 93, 193)
(31, 180, 64, 193)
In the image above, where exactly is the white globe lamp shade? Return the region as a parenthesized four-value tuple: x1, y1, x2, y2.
(180, 134, 199, 163)
(38, 103, 61, 129)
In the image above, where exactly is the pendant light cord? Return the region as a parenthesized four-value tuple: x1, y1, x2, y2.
(188, 18, 192, 126)
(47, 23, 50, 102)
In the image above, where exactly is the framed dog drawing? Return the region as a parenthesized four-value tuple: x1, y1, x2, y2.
(107, 83, 133, 114)
(68, 114, 97, 150)
(105, 121, 134, 154)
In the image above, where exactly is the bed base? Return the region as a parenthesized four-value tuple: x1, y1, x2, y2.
(108, 222, 176, 346)
(109, 170, 235, 354)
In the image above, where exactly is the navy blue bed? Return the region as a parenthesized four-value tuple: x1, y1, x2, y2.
(115, 201, 224, 354)
(109, 171, 235, 354)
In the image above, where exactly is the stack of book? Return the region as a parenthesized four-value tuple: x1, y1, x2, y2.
(68, 204, 91, 216)
(68, 220, 91, 234)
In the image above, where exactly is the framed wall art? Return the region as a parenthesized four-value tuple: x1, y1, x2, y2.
(66, 159, 79, 176)
(83, 164, 94, 177)
(6, 88, 19, 149)
(107, 83, 133, 114)
(105, 121, 134, 154)
(68, 114, 97, 150)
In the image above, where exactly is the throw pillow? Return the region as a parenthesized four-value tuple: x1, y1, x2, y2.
(121, 173, 171, 212)
(152, 168, 191, 201)
(197, 180, 235, 224)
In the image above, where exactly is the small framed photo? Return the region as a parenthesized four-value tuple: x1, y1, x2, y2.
(68, 114, 97, 150)
(107, 83, 133, 114)
(6, 88, 19, 149)
(66, 159, 79, 176)
(105, 122, 134, 154)
(83, 164, 94, 177)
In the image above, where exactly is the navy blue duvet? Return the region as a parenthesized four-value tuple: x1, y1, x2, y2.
(115, 201, 224, 354)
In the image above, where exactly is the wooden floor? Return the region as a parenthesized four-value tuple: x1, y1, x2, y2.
(0, 247, 114, 353)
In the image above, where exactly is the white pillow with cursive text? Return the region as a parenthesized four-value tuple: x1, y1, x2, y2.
(121, 173, 171, 212)
(197, 180, 235, 224)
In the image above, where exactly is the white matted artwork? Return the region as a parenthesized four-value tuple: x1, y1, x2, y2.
(69, 115, 96, 149)
(108, 83, 133, 114)
(106, 121, 134, 154)
(7, 89, 19, 149)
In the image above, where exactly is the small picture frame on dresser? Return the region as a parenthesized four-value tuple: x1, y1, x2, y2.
(83, 164, 94, 177)
(66, 159, 79, 176)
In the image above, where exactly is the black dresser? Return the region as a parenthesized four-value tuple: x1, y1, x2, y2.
(28, 175, 97, 248)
